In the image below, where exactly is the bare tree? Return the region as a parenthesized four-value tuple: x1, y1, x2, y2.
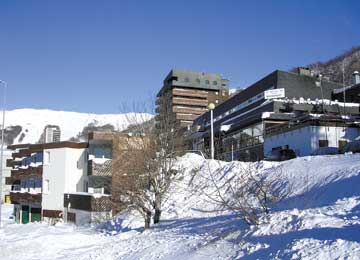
(112, 99, 184, 229)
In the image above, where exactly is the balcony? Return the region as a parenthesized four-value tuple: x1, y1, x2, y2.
(6, 159, 21, 168)
(175, 113, 199, 121)
(88, 159, 112, 176)
(64, 193, 112, 212)
(11, 166, 43, 181)
(172, 97, 208, 107)
(172, 88, 208, 99)
(10, 192, 42, 204)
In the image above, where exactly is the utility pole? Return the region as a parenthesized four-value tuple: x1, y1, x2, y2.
(208, 103, 215, 159)
(0, 80, 7, 228)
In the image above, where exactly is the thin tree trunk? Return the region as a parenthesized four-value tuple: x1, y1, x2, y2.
(144, 210, 151, 229)
(153, 194, 162, 224)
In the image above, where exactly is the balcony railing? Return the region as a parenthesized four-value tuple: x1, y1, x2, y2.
(10, 192, 42, 204)
(10, 166, 43, 181)
(64, 193, 112, 212)
(88, 159, 112, 176)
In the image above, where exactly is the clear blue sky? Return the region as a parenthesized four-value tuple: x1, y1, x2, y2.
(0, 0, 359, 113)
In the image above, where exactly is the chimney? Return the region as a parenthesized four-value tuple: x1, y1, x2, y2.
(353, 71, 360, 85)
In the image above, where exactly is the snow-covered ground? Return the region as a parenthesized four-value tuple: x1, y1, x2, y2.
(1, 154, 360, 259)
(1, 108, 153, 144)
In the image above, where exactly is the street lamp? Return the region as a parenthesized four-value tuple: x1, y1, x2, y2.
(0, 80, 6, 228)
(208, 103, 215, 159)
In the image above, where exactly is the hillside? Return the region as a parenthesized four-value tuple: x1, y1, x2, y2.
(294, 46, 360, 85)
(1, 153, 360, 259)
(0, 109, 153, 145)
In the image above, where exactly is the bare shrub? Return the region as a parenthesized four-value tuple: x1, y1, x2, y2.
(194, 161, 291, 226)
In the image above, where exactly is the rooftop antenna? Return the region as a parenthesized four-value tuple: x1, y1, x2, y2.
(342, 59, 346, 115)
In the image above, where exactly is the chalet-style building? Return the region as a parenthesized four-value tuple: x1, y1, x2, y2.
(191, 68, 360, 161)
(156, 69, 230, 128)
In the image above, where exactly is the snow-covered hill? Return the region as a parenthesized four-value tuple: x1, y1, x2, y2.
(1, 109, 153, 145)
(1, 154, 360, 259)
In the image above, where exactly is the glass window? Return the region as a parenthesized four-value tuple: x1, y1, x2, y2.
(94, 147, 112, 159)
(44, 151, 51, 164)
(205, 80, 210, 85)
(43, 179, 50, 194)
(213, 81, 218, 85)
(184, 77, 190, 82)
(196, 78, 200, 84)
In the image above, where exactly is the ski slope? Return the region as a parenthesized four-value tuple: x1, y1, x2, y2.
(1, 108, 153, 144)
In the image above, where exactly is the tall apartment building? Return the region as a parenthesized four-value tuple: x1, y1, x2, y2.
(39, 125, 61, 143)
(156, 69, 230, 128)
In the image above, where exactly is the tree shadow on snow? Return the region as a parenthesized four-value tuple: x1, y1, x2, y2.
(236, 223, 360, 260)
(274, 174, 360, 212)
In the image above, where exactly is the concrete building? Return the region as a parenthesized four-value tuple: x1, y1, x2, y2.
(263, 114, 360, 157)
(6, 142, 88, 224)
(191, 68, 360, 161)
(156, 69, 230, 128)
(1, 151, 12, 203)
(39, 125, 61, 143)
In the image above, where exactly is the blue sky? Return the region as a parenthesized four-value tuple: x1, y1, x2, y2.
(0, 0, 359, 113)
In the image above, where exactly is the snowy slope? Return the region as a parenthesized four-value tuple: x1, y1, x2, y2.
(1, 154, 360, 259)
(1, 108, 153, 144)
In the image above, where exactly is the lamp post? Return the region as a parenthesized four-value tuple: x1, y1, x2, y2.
(0, 80, 6, 228)
(208, 103, 215, 159)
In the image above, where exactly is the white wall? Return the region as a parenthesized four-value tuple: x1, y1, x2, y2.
(1, 151, 12, 203)
(42, 148, 87, 211)
(67, 208, 112, 225)
(264, 126, 360, 157)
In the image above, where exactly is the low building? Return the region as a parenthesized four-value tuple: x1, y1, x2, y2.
(191, 68, 360, 161)
(263, 114, 360, 157)
(6, 142, 88, 224)
(6, 132, 147, 225)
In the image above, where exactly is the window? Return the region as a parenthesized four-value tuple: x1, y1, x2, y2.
(319, 140, 328, 147)
(222, 91, 226, 96)
(215, 91, 219, 95)
(43, 179, 50, 194)
(205, 80, 210, 85)
(338, 140, 347, 150)
(213, 81, 218, 85)
(44, 151, 51, 164)
(184, 77, 190, 82)
(215, 99, 219, 104)
(196, 78, 200, 84)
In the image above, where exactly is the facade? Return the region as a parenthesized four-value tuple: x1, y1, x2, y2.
(191, 68, 360, 161)
(64, 132, 149, 225)
(6, 142, 88, 224)
(39, 125, 61, 143)
(6, 132, 145, 225)
(263, 115, 360, 157)
(1, 151, 12, 203)
(156, 69, 230, 128)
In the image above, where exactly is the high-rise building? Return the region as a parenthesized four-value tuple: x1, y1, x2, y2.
(156, 69, 230, 128)
(39, 126, 61, 143)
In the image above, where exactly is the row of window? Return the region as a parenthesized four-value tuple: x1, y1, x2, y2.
(21, 152, 43, 167)
(183, 77, 219, 86)
(208, 91, 266, 126)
